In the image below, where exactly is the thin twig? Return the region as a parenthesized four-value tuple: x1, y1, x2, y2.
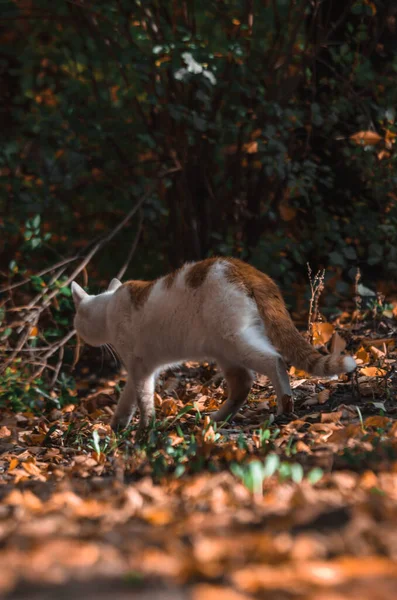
(50, 346, 65, 387)
(1, 317, 38, 374)
(307, 263, 325, 341)
(116, 210, 144, 280)
(28, 329, 76, 382)
(1, 170, 180, 382)
(0, 256, 80, 294)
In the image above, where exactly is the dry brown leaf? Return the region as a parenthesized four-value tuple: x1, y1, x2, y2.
(364, 416, 391, 429)
(295, 440, 312, 453)
(8, 457, 19, 471)
(360, 366, 387, 377)
(290, 366, 309, 377)
(203, 415, 211, 428)
(358, 377, 385, 396)
(168, 432, 185, 446)
(318, 389, 330, 405)
(203, 425, 216, 443)
(321, 411, 342, 423)
(291, 378, 308, 389)
(192, 584, 253, 600)
(328, 423, 363, 444)
(203, 397, 220, 412)
(388, 422, 397, 438)
(312, 322, 334, 346)
(141, 507, 174, 526)
(378, 149, 391, 160)
(361, 337, 395, 347)
(4, 489, 42, 510)
(350, 130, 382, 145)
(160, 398, 179, 416)
(360, 470, 378, 489)
(233, 557, 397, 593)
(355, 346, 371, 364)
(370, 345, 385, 360)
(302, 389, 330, 408)
(302, 396, 319, 407)
(0, 426, 11, 438)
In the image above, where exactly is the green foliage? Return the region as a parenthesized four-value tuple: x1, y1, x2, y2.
(231, 454, 324, 494)
(1, 0, 397, 285)
(0, 365, 76, 413)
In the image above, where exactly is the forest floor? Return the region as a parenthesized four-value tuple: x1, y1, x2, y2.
(1, 311, 397, 600)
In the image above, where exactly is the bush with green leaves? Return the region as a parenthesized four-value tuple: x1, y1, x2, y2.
(1, 0, 397, 287)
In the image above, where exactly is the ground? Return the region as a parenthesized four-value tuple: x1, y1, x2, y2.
(1, 313, 397, 600)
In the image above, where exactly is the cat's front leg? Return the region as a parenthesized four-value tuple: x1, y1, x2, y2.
(110, 379, 137, 432)
(135, 373, 156, 439)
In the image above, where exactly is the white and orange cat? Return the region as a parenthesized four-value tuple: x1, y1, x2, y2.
(71, 258, 356, 434)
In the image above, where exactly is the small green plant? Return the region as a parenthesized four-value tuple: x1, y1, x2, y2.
(231, 454, 324, 496)
(23, 214, 51, 251)
(0, 364, 77, 413)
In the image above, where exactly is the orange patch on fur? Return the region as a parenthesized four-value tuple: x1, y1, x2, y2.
(185, 258, 218, 288)
(125, 280, 155, 309)
(163, 267, 181, 289)
(223, 258, 352, 377)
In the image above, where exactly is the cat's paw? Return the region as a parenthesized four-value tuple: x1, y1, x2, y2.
(110, 414, 132, 433)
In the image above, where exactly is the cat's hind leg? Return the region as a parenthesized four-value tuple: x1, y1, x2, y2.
(226, 327, 294, 416)
(211, 363, 254, 422)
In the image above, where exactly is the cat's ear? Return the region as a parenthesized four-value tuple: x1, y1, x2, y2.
(107, 278, 122, 292)
(71, 281, 88, 308)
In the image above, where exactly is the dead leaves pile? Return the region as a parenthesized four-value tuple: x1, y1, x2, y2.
(1, 319, 397, 599)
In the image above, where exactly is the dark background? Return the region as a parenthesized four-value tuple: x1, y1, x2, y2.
(1, 0, 397, 309)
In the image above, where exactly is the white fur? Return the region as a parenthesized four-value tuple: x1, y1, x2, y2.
(70, 260, 355, 430)
(343, 356, 357, 372)
(71, 260, 285, 430)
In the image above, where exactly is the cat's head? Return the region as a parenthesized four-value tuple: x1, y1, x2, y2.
(71, 278, 122, 346)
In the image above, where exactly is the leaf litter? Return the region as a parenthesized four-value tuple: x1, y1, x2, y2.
(1, 316, 397, 599)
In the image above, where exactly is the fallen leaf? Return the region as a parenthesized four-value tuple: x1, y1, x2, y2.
(312, 322, 334, 346)
(321, 411, 342, 423)
(370, 345, 385, 360)
(364, 416, 391, 430)
(291, 378, 307, 389)
(328, 423, 363, 444)
(192, 584, 253, 600)
(160, 398, 179, 416)
(168, 432, 185, 446)
(318, 389, 330, 404)
(378, 149, 391, 160)
(0, 426, 11, 438)
(141, 507, 174, 526)
(371, 401, 386, 411)
(361, 337, 395, 348)
(8, 457, 19, 471)
(360, 366, 387, 377)
(355, 346, 370, 364)
(290, 367, 309, 377)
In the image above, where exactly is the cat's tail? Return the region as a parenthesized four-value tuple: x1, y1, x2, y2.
(251, 274, 357, 377)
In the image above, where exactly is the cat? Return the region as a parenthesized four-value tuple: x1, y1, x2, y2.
(71, 257, 356, 435)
